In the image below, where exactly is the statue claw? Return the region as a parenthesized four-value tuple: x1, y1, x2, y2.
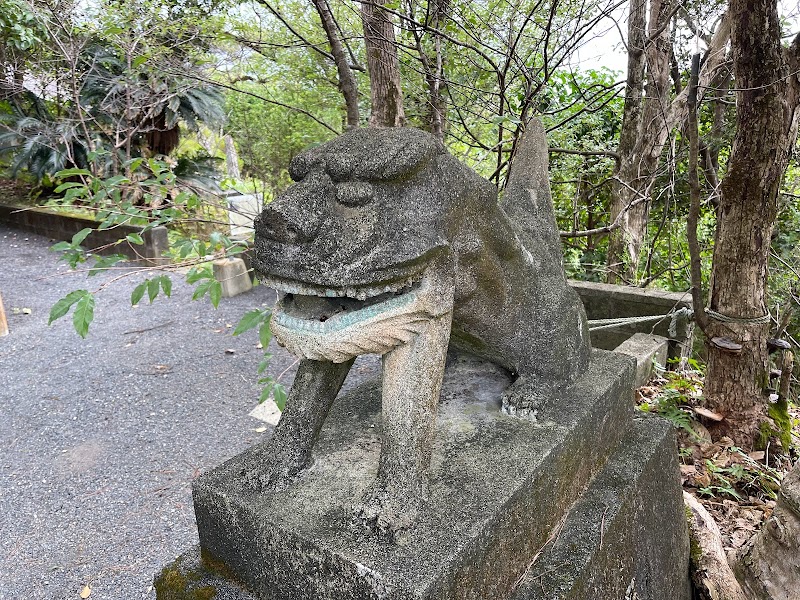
(500, 377, 547, 420)
(355, 483, 420, 544)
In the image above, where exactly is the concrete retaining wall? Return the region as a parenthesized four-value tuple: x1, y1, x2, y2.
(0, 203, 168, 262)
(569, 279, 694, 360)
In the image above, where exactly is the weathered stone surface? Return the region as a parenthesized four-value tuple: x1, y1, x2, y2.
(191, 350, 634, 600)
(613, 333, 669, 387)
(511, 415, 691, 600)
(250, 121, 591, 534)
(736, 459, 800, 600)
(213, 257, 253, 298)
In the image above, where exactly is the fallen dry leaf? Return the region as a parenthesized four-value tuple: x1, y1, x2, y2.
(730, 529, 752, 549)
(254, 426, 267, 433)
(80, 584, 91, 598)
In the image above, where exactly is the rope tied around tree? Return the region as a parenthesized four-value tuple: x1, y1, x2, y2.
(587, 307, 695, 337)
(705, 309, 771, 326)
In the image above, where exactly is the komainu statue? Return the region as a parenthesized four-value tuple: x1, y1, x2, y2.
(251, 119, 590, 538)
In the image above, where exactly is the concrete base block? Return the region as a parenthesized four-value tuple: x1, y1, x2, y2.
(213, 258, 253, 298)
(613, 333, 669, 387)
(511, 415, 691, 600)
(183, 350, 634, 600)
(157, 415, 691, 600)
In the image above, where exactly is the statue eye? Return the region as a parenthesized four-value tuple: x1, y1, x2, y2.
(335, 182, 374, 206)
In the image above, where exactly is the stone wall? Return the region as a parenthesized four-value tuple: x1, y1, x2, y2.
(570, 279, 694, 360)
(0, 203, 168, 262)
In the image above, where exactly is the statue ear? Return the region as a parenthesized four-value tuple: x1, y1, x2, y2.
(288, 152, 326, 182)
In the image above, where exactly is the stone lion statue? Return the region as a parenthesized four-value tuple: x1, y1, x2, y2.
(250, 119, 590, 538)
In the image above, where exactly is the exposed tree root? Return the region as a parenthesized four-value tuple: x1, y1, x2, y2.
(684, 491, 749, 600)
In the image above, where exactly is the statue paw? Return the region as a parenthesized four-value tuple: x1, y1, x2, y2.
(501, 378, 546, 419)
(355, 484, 419, 544)
(239, 455, 305, 493)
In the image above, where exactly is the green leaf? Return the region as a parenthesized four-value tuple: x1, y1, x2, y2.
(131, 281, 148, 306)
(186, 265, 211, 284)
(71, 228, 93, 246)
(53, 182, 86, 193)
(159, 275, 172, 298)
(103, 175, 130, 188)
(89, 254, 125, 276)
(72, 292, 95, 338)
(126, 233, 144, 245)
(259, 319, 272, 349)
(126, 157, 144, 172)
(55, 167, 91, 178)
(147, 278, 160, 303)
(259, 383, 274, 403)
(50, 241, 71, 252)
(273, 384, 287, 411)
(48, 290, 86, 324)
(209, 281, 222, 308)
(233, 309, 265, 336)
(192, 280, 213, 301)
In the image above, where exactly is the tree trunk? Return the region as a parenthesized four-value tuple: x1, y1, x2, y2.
(606, 2, 730, 284)
(606, 0, 669, 283)
(703, 0, 800, 448)
(312, 0, 360, 129)
(361, 0, 405, 128)
(224, 134, 241, 180)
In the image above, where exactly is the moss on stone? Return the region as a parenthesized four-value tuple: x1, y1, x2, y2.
(200, 548, 238, 582)
(153, 556, 217, 600)
(756, 398, 793, 451)
(768, 398, 793, 451)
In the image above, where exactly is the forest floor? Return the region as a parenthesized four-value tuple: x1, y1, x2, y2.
(637, 367, 799, 560)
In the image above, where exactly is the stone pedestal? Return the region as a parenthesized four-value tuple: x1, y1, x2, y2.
(156, 350, 690, 599)
(613, 333, 669, 387)
(213, 258, 253, 298)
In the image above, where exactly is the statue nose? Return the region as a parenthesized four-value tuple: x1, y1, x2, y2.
(257, 177, 328, 243)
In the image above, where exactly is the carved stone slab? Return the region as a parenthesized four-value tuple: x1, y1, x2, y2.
(191, 350, 634, 600)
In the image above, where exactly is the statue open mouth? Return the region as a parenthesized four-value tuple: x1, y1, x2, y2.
(264, 272, 440, 363)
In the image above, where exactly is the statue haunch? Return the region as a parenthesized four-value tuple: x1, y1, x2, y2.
(249, 119, 590, 539)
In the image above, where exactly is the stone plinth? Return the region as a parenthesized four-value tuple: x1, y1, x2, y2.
(189, 350, 634, 600)
(511, 416, 690, 600)
(613, 333, 669, 387)
(213, 258, 253, 298)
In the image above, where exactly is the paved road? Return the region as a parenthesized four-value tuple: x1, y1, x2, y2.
(0, 224, 377, 600)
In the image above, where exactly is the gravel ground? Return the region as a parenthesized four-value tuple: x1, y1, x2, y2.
(0, 224, 378, 600)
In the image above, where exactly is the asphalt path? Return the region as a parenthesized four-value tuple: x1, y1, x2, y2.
(0, 224, 378, 600)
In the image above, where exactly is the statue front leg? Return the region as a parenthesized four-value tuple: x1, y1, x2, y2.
(356, 311, 452, 540)
(243, 358, 353, 491)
